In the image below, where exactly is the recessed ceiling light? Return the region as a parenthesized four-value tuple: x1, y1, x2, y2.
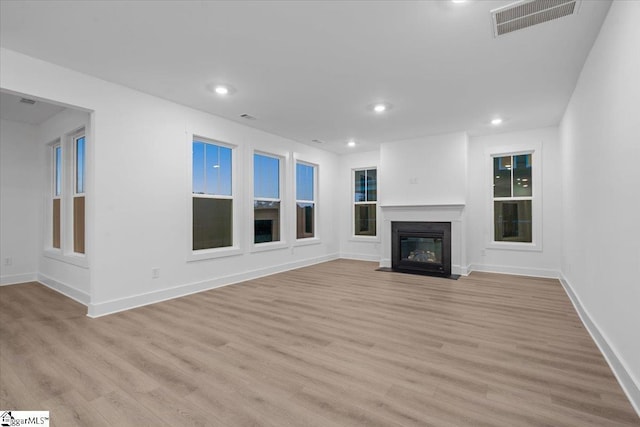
(374, 104, 387, 113)
(491, 118, 503, 125)
(214, 85, 229, 95)
(451, 0, 467, 3)
(208, 83, 236, 96)
(347, 140, 356, 147)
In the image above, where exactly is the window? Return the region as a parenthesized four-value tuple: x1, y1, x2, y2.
(192, 138, 233, 250)
(354, 168, 377, 236)
(73, 134, 86, 254)
(296, 162, 316, 239)
(52, 143, 62, 249)
(254, 153, 281, 244)
(493, 153, 532, 243)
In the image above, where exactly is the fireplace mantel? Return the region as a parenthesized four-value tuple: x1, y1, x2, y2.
(379, 203, 467, 275)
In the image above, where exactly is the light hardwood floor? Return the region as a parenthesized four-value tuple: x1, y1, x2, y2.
(1, 259, 638, 426)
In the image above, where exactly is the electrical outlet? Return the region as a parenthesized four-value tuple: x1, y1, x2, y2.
(151, 268, 160, 279)
(3, 257, 12, 266)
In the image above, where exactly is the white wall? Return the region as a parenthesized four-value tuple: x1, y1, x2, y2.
(559, 0, 640, 410)
(466, 127, 562, 277)
(379, 132, 467, 206)
(37, 108, 91, 303)
(338, 150, 381, 261)
(0, 118, 39, 285)
(0, 47, 340, 316)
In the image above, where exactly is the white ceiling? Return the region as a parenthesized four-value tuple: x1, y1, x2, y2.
(0, 0, 611, 153)
(0, 91, 66, 126)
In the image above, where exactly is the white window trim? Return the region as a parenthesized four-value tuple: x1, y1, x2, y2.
(44, 129, 89, 268)
(48, 140, 62, 253)
(485, 143, 542, 252)
(294, 157, 320, 246)
(187, 134, 242, 262)
(351, 166, 380, 242)
(251, 150, 289, 253)
(70, 129, 86, 256)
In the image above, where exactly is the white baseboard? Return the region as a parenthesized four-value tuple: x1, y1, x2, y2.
(379, 258, 391, 268)
(559, 275, 640, 417)
(88, 253, 340, 318)
(0, 272, 38, 286)
(339, 252, 380, 262)
(37, 273, 91, 306)
(467, 263, 560, 278)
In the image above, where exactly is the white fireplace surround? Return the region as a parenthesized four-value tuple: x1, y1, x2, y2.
(380, 204, 467, 275)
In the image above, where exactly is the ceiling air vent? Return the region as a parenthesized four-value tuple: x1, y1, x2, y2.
(311, 139, 325, 144)
(240, 113, 257, 120)
(19, 97, 36, 105)
(491, 0, 581, 37)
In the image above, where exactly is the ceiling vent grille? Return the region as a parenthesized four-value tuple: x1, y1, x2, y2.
(19, 97, 36, 105)
(491, 0, 580, 37)
(240, 113, 257, 120)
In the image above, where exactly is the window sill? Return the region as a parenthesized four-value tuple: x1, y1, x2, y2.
(349, 236, 380, 243)
(251, 241, 289, 253)
(486, 241, 541, 252)
(294, 237, 322, 247)
(43, 250, 89, 269)
(187, 246, 243, 262)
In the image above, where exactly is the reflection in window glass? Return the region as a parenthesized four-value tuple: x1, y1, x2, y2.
(494, 200, 532, 242)
(296, 163, 314, 201)
(254, 153, 282, 244)
(192, 139, 234, 251)
(354, 168, 377, 236)
(254, 154, 279, 199)
(193, 198, 233, 250)
(493, 153, 534, 243)
(76, 136, 85, 194)
(192, 141, 232, 196)
(512, 154, 532, 197)
(296, 162, 316, 239)
(55, 145, 62, 196)
(296, 202, 314, 238)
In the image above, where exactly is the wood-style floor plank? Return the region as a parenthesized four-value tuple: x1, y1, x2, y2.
(1, 259, 638, 426)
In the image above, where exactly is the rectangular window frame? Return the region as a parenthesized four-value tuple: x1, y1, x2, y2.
(294, 159, 319, 245)
(72, 131, 86, 255)
(44, 126, 89, 269)
(188, 135, 241, 261)
(352, 167, 379, 240)
(252, 150, 288, 252)
(51, 141, 62, 251)
(486, 144, 542, 252)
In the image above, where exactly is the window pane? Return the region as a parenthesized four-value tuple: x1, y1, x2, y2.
(53, 199, 61, 249)
(205, 143, 232, 196)
(512, 154, 532, 197)
(254, 154, 279, 199)
(493, 156, 511, 197)
(193, 197, 233, 250)
(355, 204, 376, 236)
(192, 141, 205, 194)
(296, 202, 314, 239)
(366, 169, 377, 202)
(74, 196, 85, 254)
(494, 200, 532, 242)
(296, 163, 314, 201)
(354, 170, 366, 202)
(254, 201, 280, 243)
(76, 136, 85, 194)
(55, 146, 62, 196)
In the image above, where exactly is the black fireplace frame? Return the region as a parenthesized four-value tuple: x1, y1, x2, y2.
(392, 221, 452, 277)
